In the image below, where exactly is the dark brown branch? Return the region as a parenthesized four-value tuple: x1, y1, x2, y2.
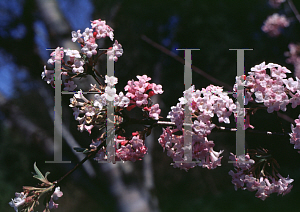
(288, 0, 300, 23)
(141, 35, 232, 91)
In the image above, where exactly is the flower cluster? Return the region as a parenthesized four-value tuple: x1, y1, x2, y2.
(229, 153, 293, 200)
(72, 19, 115, 58)
(25, 15, 300, 211)
(41, 19, 123, 92)
(168, 84, 236, 130)
(9, 192, 27, 212)
(233, 62, 300, 114)
(124, 75, 163, 117)
(158, 127, 223, 171)
(69, 74, 163, 162)
(160, 84, 235, 170)
(285, 43, 300, 78)
(70, 78, 130, 134)
(289, 114, 300, 152)
(92, 132, 148, 162)
(107, 40, 123, 62)
(261, 13, 289, 37)
(9, 162, 63, 212)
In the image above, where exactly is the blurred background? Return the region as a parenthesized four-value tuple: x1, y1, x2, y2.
(1, 0, 300, 211)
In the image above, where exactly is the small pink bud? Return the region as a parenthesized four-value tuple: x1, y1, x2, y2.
(148, 90, 155, 97)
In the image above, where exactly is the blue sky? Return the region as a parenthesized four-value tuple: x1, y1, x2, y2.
(0, 0, 93, 98)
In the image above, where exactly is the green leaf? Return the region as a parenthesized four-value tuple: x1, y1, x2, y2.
(44, 172, 51, 180)
(33, 162, 45, 181)
(32, 162, 52, 185)
(83, 149, 91, 154)
(73, 147, 88, 152)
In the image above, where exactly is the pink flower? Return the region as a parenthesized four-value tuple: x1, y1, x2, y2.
(64, 80, 77, 91)
(41, 66, 54, 85)
(262, 13, 289, 37)
(81, 41, 98, 58)
(72, 60, 84, 74)
(85, 125, 94, 134)
(137, 75, 151, 82)
(48, 187, 63, 209)
(148, 104, 161, 120)
(114, 92, 130, 108)
(91, 19, 114, 41)
(107, 40, 123, 62)
(152, 83, 164, 94)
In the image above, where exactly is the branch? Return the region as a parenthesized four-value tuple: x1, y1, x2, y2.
(37, 81, 96, 178)
(55, 141, 105, 184)
(141, 35, 232, 91)
(214, 125, 291, 137)
(288, 0, 300, 24)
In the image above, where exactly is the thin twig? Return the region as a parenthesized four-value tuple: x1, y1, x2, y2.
(288, 0, 300, 23)
(214, 125, 290, 136)
(141, 35, 232, 90)
(55, 141, 105, 184)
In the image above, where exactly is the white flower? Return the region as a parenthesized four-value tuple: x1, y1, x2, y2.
(84, 105, 96, 116)
(64, 49, 81, 59)
(64, 80, 77, 91)
(9, 192, 26, 212)
(52, 187, 63, 201)
(105, 86, 117, 101)
(105, 75, 118, 87)
(74, 90, 89, 103)
(107, 40, 123, 61)
(72, 59, 84, 74)
(94, 93, 106, 109)
(114, 92, 130, 107)
(71, 30, 82, 42)
(42, 66, 54, 84)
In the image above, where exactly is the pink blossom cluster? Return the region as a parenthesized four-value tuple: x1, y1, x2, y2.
(91, 132, 148, 162)
(261, 13, 289, 37)
(233, 62, 300, 113)
(9, 187, 63, 211)
(71, 19, 122, 60)
(47, 47, 65, 65)
(41, 47, 83, 91)
(229, 153, 293, 200)
(124, 75, 163, 119)
(70, 74, 164, 164)
(41, 47, 65, 88)
(41, 65, 55, 87)
(70, 79, 130, 134)
(107, 40, 123, 62)
(285, 43, 300, 78)
(160, 84, 237, 170)
(158, 127, 223, 171)
(168, 84, 236, 131)
(42, 19, 123, 92)
(289, 114, 300, 152)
